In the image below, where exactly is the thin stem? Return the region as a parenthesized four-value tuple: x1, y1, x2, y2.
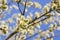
(17, 3, 23, 14)
(22, 0, 27, 15)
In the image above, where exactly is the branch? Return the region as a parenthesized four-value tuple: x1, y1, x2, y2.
(28, 8, 53, 24)
(24, 15, 53, 40)
(22, 0, 27, 15)
(5, 4, 53, 40)
(27, 14, 52, 28)
(5, 31, 18, 40)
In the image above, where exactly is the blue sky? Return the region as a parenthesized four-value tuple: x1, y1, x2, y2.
(0, 0, 60, 40)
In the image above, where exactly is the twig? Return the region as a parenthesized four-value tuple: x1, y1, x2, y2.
(5, 31, 18, 40)
(28, 8, 53, 24)
(27, 16, 52, 28)
(22, 0, 27, 15)
(17, 3, 23, 14)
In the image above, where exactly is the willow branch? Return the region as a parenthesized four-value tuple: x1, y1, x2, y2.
(5, 7, 53, 40)
(27, 14, 52, 28)
(28, 8, 53, 24)
(24, 15, 53, 40)
(5, 15, 52, 40)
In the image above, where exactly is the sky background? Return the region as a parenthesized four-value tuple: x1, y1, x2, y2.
(0, 0, 60, 40)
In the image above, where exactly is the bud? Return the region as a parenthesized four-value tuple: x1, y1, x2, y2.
(34, 12, 40, 18)
(33, 2, 41, 9)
